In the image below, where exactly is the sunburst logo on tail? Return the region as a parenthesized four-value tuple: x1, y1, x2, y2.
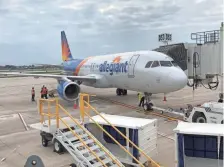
(61, 31, 73, 61)
(62, 42, 71, 61)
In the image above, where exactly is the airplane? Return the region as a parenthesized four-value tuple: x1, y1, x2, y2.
(0, 31, 188, 111)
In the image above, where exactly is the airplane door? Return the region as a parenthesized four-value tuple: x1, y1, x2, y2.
(128, 54, 140, 78)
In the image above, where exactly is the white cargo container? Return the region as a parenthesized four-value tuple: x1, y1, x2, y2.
(85, 113, 158, 166)
(174, 121, 224, 167)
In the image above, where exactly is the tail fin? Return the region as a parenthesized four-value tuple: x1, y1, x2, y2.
(61, 31, 73, 61)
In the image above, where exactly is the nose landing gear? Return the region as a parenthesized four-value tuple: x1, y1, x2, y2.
(116, 88, 127, 96)
(143, 92, 153, 111)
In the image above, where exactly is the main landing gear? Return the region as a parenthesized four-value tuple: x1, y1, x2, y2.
(116, 88, 127, 96)
(143, 92, 154, 111)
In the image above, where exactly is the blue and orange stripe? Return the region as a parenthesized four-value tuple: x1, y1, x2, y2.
(74, 57, 93, 75)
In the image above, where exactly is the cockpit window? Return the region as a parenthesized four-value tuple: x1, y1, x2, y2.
(160, 61, 173, 67)
(145, 61, 153, 68)
(171, 61, 178, 67)
(151, 61, 160, 68)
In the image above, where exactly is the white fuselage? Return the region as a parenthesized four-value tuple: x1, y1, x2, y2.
(75, 51, 188, 94)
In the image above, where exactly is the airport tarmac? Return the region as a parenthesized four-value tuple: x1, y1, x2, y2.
(0, 77, 222, 167)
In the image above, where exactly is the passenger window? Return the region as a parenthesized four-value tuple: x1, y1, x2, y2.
(151, 61, 160, 68)
(160, 61, 173, 67)
(145, 61, 153, 68)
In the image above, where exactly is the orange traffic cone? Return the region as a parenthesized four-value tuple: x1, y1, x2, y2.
(163, 96, 167, 102)
(74, 103, 78, 109)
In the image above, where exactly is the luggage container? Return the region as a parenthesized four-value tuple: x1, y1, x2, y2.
(85, 113, 158, 166)
(174, 121, 223, 167)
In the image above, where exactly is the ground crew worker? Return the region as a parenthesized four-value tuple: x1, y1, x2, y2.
(40, 85, 45, 98)
(44, 86, 48, 99)
(42, 86, 47, 99)
(137, 92, 145, 107)
(218, 93, 223, 103)
(137, 92, 142, 104)
(31, 87, 35, 101)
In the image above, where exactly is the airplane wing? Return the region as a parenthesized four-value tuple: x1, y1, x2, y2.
(0, 72, 97, 82)
(33, 63, 63, 67)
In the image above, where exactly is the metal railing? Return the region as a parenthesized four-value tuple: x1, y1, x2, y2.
(58, 104, 123, 167)
(38, 98, 58, 127)
(191, 30, 220, 44)
(38, 93, 162, 167)
(79, 93, 161, 167)
(38, 98, 123, 167)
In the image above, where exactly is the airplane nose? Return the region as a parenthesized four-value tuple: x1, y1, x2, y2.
(167, 69, 188, 90)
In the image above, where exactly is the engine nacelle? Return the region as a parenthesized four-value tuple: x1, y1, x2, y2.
(57, 80, 80, 101)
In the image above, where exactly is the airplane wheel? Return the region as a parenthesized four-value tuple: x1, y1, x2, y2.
(143, 104, 148, 111)
(42, 136, 48, 147)
(196, 116, 206, 123)
(143, 103, 153, 111)
(123, 89, 127, 95)
(116, 89, 121, 96)
(148, 103, 153, 110)
(192, 112, 207, 123)
(53, 139, 64, 153)
(77, 81, 82, 85)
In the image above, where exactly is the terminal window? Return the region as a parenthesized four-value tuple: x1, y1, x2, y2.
(184, 134, 219, 159)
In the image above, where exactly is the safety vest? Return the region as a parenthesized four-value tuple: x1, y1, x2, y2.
(137, 92, 142, 100)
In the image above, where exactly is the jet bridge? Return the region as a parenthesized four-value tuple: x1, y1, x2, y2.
(153, 43, 188, 72)
(153, 22, 224, 91)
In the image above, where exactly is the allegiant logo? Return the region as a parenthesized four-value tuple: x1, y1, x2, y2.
(99, 61, 128, 75)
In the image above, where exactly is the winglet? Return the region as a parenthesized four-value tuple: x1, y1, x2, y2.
(61, 31, 73, 61)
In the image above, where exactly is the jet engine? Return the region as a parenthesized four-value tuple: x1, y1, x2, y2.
(57, 80, 80, 101)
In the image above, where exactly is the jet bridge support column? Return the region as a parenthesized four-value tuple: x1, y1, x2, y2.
(220, 22, 224, 97)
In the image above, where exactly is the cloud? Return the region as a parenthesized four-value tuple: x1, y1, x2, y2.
(0, 0, 223, 65)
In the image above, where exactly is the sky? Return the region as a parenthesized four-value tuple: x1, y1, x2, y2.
(0, 0, 223, 65)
